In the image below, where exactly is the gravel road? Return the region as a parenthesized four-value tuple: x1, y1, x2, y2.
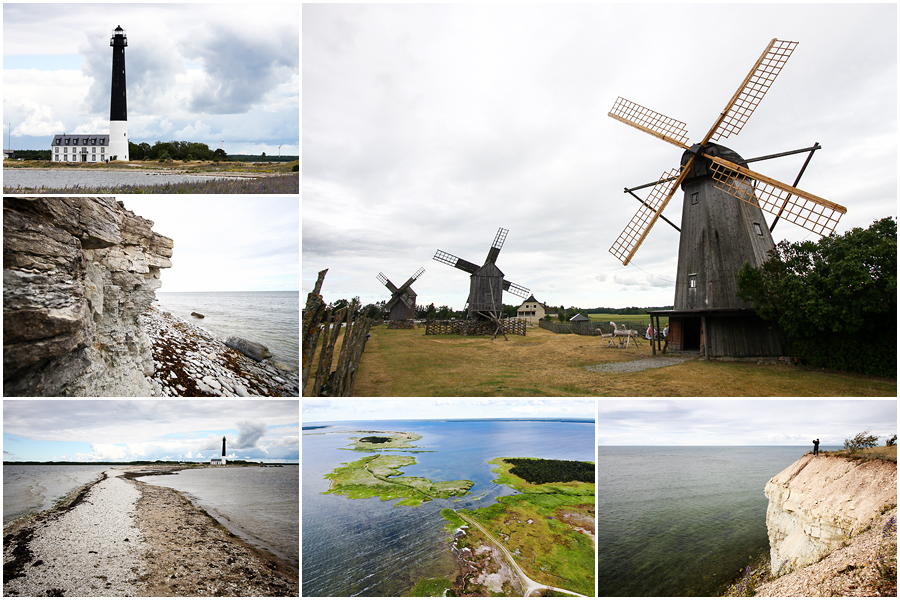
(4, 468, 146, 597)
(585, 356, 692, 373)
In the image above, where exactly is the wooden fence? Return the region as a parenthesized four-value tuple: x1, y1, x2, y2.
(425, 318, 526, 337)
(302, 269, 373, 396)
(539, 320, 648, 336)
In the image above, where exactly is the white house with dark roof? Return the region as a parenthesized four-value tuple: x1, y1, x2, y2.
(516, 294, 552, 324)
(52, 134, 111, 163)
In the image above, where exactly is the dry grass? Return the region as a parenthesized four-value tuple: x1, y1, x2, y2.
(349, 324, 896, 397)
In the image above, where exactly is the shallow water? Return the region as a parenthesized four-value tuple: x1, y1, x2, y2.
(302, 419, 594, 597)
(137, 466, 298, 566)
(597, 446, 829, 596)
(155, 291, 299, 370)
(3, 465, 109, 525)
(3, 168, 238, 189)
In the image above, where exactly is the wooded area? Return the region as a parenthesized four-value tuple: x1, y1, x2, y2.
(505, 458, 595, 485)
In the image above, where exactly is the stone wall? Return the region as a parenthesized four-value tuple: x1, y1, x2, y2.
(764, 453, 897, 573)
(3, 197, 173, 396)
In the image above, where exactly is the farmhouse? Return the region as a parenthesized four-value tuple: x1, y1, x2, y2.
(516, 295, 550, 324)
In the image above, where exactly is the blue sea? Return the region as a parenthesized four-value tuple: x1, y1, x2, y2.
(154, 291, 298, 371)
(302, 419, 595, 597)
(597, 446, 836, 596)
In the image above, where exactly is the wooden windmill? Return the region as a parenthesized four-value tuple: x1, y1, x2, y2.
(608, 39, 847, 358)
(377, 267, 424, 322)
(433, 227, 530, 320)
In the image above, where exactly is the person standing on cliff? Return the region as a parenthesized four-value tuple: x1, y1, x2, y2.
(813, 438, 820, 456)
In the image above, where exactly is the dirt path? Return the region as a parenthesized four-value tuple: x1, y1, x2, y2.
(456, 512, 587, 597)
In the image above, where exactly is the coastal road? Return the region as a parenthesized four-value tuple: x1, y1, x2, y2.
(455, 511, 587, 597)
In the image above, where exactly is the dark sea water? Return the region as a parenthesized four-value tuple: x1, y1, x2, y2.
(154, 291, 298, 370)
(597, 446, 835, 596)
(302, 419, 594, 597)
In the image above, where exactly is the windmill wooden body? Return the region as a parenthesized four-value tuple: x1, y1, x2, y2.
(609, 39, 847, 358)
(377, 268, 423, 322)
(433, 227, 530, 320)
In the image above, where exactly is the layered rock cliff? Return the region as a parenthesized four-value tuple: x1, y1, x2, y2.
(3, 197, 173, 396)
(764, 453, 897, 573)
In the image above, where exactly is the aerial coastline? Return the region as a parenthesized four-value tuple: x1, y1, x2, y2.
(3, 465, 298, 597)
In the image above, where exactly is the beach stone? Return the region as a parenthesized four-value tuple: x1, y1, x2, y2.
(225, 336, 272, 362)
(191, 312, 204, 318)
(233, 383, 249, 397)
(201, 375, 221, 390)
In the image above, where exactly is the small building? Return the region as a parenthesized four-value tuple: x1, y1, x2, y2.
(51, 134, 110, 163)
(569, 313, 591, 322)
(516, 295, 549, 324)
(3, 149, 15, 160)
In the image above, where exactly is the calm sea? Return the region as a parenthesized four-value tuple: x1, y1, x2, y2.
(3, 465, 109, 525)
(154, 291, 298, 371)
(3, 169, 239, 189)
(137, 466, 298, 567)
(598, 446, 835, 596)
(302, 419, 595, 597)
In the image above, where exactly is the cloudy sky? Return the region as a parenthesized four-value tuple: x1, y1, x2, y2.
(122, 197, 298, 292)
(303, 398, 595, 422)
(303, 4, 897, 311)
(598, 399, 897, 446)
(3, 400, 299, 462)
(4, 3, 298, 155)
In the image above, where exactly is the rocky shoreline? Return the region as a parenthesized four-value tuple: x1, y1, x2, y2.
(2, 466, 298, 597)
(142, 306, 298, 397)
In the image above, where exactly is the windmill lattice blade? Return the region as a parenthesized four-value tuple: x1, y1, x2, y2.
(609, 168, 683, 265)
(708, 157, 846, 236)
(376, 272, 388, 286)
(706, 39, 799, 143)
(411, 267, 425, 281)
(492, 228, 509, 250)
(608, 97, 690, 149)
(377, 272, 399, 292)
(503, 280, 530, 299)
(433, 249, 480, 274)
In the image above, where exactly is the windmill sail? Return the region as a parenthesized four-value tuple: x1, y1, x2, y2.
(433, 249, 480, 274)
(609, 168, 682, 265)
(708, 157, 845, 235)
(608, 97, 690, 149)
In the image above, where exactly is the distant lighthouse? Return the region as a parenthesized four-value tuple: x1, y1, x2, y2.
(221, 436, 226, 465)
(108, 26, 129, 161)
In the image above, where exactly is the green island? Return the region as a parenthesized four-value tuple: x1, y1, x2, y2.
(323, 454, 474, 507)
(427, 457, 595, 597)
(341, 430, 432, 453)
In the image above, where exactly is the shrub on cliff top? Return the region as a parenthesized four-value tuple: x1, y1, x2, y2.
(844, 431, 879, 451)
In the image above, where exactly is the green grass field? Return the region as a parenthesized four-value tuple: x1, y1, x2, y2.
(347, 324, 896, 397)
(457, 458, 595, 596)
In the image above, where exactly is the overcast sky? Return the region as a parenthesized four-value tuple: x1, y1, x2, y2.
(3, 400, 299, 462)
(303, 398, 596, 422)
(122, 197, 298, 292)
(303, 4, 897, 311)
(598, 399, 897, 446)
(3, 3, 299, 155)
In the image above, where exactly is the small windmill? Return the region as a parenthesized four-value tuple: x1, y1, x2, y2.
(608, 39, 847, 358)
(377, 268, 424, 322)
(433, 227, 530, 321)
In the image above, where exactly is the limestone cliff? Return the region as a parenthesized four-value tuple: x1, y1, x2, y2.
(764, 453, 897, 573)
(3, 197, 173, 396)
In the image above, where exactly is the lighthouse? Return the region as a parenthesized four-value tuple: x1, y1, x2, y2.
(221, 436, 227, 465)
(108, 26, 129, 161)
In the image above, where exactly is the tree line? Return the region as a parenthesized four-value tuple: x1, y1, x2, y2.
(504, 458, 595, 485)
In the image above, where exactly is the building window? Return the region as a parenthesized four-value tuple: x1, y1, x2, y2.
(753, 222, 763, 236)
(691, 192, 699, 205)
(689, 273, 697, 289)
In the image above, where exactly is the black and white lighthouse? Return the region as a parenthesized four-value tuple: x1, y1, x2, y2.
(108, 26, 129, 161)
(221, 436, 227, 465)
